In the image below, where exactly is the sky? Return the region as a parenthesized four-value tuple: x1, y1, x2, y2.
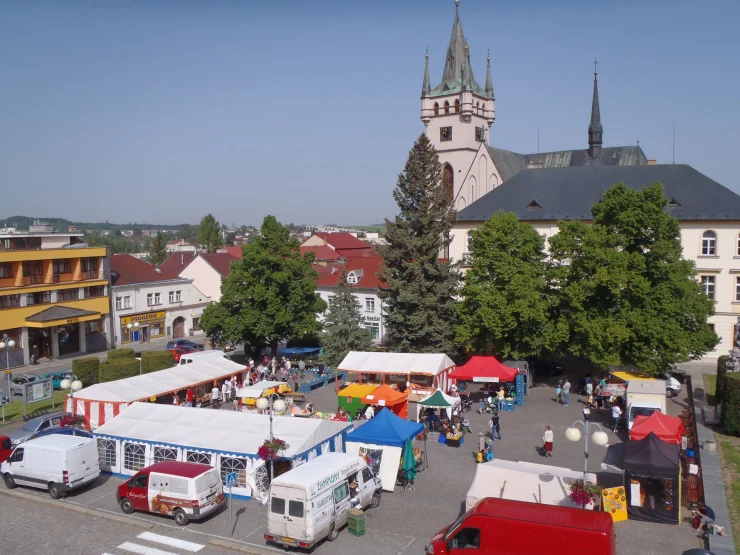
(1, 0, 739, 227)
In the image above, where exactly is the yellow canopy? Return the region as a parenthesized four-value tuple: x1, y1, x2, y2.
(610, 370, 655, 383)
(338, 383, 379, 399)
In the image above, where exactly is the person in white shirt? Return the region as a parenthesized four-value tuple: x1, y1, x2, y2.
(543, 426, 554, 457)
(612, 404, 623, 432)
(364, 405, 375, 420)
(211, 385, 220, 402)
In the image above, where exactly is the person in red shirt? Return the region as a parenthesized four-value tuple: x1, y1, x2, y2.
(185, 388, 194, 407)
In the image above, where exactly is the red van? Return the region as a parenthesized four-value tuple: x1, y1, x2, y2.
(426, 498, 615, 555)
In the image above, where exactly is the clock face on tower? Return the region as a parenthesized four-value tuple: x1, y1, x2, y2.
(440, 126, 452, 142)
(475, 127, 485, 142)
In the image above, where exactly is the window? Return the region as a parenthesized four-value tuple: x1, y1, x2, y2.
(169, 291, 182, 303)
(97, 439, 117, 468)
(58, 288, 78, 302)
(736, 277, 740, 302)
(289, 500, 304, 518)
(365, 297, 375, 312)
(701, 276, 716, 300)
(450, 528, 481, 549)
(0, 263, 12, 278)
(124, 296, 131, 309)
(362, 467, 374, 484)
(465, 230, 474, 253)
(192, 317, 201, 331)
(444, 101, 450, 114)
(702, 230, 717, 256)
(220, 457, 247, 488)
(147, 293, 160, 306)
(737, 234, 740, 256)
(0, 295, 21, 309)
(22, 262, 43, 277)
(476, 102, 480, 114)
(130, 474, 148, 489)
(433, 102, 439, 116)
(116, 297, 123, 310)
(333, 482, 349, 504)
(123, 442, 147, 472)
(10, 447, 24, 463)
(271, 496, 286, 515)
(443, 165, 453, 199)
(186, 451, 211, 465)
(365, 322, 380, 341)
(52, 260, 71, 274)
(83, 286, 104, 299)
(81, 257, 98, 272)
(153, 447, 178, 463)
(454, 99, 460, 113)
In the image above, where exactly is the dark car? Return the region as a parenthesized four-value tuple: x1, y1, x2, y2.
(166, 340, 197, 351)
(190, 343, 205, 351)
(26, 427, 93, 442)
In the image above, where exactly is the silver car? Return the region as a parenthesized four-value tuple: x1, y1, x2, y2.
(9, 374, 39, 396)
(9, 413, 65, 445)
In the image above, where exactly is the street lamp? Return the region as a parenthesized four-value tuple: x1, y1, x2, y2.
(0, 334, 17, 397)
(126, 322, 140, 344)
(255, 394, 287, 481)
(61, 376, 83, 436)
(565, 408, 610, 506)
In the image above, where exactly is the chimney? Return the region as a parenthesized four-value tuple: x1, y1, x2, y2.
(647, 159, 657, 165)
(181, 254, 183, 265)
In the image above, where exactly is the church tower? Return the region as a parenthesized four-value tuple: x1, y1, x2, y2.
(421, 0, 495, 200)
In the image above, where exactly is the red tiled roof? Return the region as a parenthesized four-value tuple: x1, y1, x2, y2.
(218, 246, 244, 259)
(200, 253, 239, 277)
(111, 254, 182, 286)
(314, 256, 386, 289)
(314, 232, 372, 250)
(301, 245, 343, 261)
(336, 247, 378, 259)
(159, 252, 197, 275)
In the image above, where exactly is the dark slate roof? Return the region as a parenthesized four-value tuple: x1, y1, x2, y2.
(486, 145, 648, 182)
(26, 306, 100, 322)
(457, 164, 740, 222)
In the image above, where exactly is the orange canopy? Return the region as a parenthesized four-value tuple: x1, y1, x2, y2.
(362, 384, 408, 419)
(629, 411, 686, 445)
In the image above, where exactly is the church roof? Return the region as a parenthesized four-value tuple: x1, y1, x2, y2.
(457, 164, 740, 222)
(486, 145, 648, 182)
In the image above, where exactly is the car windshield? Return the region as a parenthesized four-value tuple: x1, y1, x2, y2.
(630, 407, 658, 420)
(21, 421, 38, 432)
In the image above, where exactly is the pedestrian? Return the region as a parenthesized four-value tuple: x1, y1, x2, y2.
(496, 387, 505, 412)
(281, 367, 288, 383)
(364, 404, 375, 420)
(562, 378, 571, 406)
(555, 381, 562, 404)
(478, 433, 487, 463)
(211, 384, 220, 405)
(586, 380, 594, 408)
(543, 425, 554, 457)
(185, 387, 194, 408)
(478, 398, 485, 414)
(611, 403, 622, 433)
(298, 358, 306, 378)
(285, 358, 292, 374)
(222, 381, 229, 403)
(594, 384, 603, 410)
(490, 411, 501, 440)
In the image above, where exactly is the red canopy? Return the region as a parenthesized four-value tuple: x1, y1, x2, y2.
(449, 356, 519, 383)
(629, 411, 686, 445)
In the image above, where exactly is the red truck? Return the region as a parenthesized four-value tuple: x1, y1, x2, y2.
(0, 435, 12, 463)
(426, 498, 615, 555)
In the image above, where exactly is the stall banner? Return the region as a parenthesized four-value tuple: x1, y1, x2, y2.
(358, 447, 384, 476)
(473, 377, 499, 383)
(602, 383, 627, 397)
(602, 487, 628, 522)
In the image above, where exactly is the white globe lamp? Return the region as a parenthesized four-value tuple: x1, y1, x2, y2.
(592, 430, 609, 447)
(71, 380, 83, 392)
(255, 397, 269, 411)
(273, 398, 287, 413)
(60, 378, 72, 391)
(0, 341, 5, 350)
(565, 426, 582, 443)
(8, 339, 15, 349)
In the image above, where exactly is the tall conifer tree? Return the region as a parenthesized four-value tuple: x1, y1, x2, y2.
(321, 271, 373, 366)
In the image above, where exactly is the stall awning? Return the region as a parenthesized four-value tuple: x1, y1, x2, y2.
(418, 389, 459, 408)
(337, 351, 455, 376)
(604, 432, 680, 477)
(236, 380, 285, 399)
(449, 356, 519, 383)
(629, 412, 686, 445)
(362, 384, 407, 407)
(346, 408, 424, 448)
(281, 347, 322, 356)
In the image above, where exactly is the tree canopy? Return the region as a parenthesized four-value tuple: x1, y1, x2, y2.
(196, 214, 223, 253)
(321, 271, 373, 366)
(147, 232, 169, 266)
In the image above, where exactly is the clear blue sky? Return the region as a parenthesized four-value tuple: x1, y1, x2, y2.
(2, 0, 738, 227)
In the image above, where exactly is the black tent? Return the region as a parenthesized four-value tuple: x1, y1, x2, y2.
(604, 432, 680, 524)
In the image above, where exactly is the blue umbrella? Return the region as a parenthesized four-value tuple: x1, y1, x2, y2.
(401, 438, 417, 482)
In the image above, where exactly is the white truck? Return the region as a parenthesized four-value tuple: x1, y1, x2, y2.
(626, 379, 668, 430)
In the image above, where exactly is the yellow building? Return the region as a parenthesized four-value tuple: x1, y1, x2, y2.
(0, 224, 112, 369)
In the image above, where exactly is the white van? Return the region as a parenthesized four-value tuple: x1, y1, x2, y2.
(1, 435, 100, 499)
(117, 461, 225, 526)
(178, 350, 229, 366)
(265, 453, 382, 548)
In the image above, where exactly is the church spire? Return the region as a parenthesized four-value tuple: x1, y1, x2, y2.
(421, 48, 431, 97)
(485, 49, 494, 99)
(588, 58, 603, 158)
(431, 0, 483, 94)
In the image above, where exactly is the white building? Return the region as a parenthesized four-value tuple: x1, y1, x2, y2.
(110, 255, 210, 344)
(176, 253, 239, 303)
(165, 239, 197, 253)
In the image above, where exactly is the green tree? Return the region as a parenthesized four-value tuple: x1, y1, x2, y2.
(196, 214, 223, 253)
(378, 133, 460, 353)
(321, 271, 373, 366)
(456, 211, 560, 359)
(178, 223, 196, 243)
(200, 215, 326, 354)
(147, 232, 169, 266)
(548, 182, 718, 374)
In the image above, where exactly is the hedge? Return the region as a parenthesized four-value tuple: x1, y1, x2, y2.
(108, 348, 135, 361)
(99, 359, 140, 383)
(721, 372, 740, 436)
(142, 351, 174, 373)
(72, 357, 100, 386)
(717, 355, 729, 405)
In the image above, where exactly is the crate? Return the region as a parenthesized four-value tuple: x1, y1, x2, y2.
(348, 513, 366, 536)
(438, 433, 447, 444)
(501, 401, 515, 412)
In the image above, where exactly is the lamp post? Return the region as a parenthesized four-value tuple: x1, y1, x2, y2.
(255, 394, 287, 481)
(0, 334, 16, 397)
(126, 322, 140, 344)
(60, 376, 83, 436)
(565, 408, 610, 507)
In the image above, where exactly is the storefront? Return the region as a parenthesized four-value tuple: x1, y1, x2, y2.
(364, 315, 381, 341)
(120, 311, 166, 344)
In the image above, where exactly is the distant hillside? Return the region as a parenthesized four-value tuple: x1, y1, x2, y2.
(0, 215, 182, 233)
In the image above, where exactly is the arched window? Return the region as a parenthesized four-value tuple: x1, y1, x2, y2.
(153, 447, 177, 464)
(433, 102, 439, 116)
(444, 101, 450, 114)
(736, 233, 740, 256)
(476, 102, 480, 114)
(466, 230, 474, 253)
(454, 99, 460, 113)
(702, 230, 717, 256)
(443, 164, 454, 200)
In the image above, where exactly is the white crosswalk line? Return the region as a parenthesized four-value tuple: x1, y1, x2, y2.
(136, 532, 205, 552)
(116, 542, 177, 555)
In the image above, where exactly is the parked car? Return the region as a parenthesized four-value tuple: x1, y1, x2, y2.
(658, 372, 683, 398)
(9, 374, 39, 396)
(668, 366, 690, 384)
(166, 339, 197, 351)
(8, 413, 65, 445)
(43, 371, 72, 390)
(190, 343, 205, 351)
(25, 427, 93, 443)
(172, 347, 198, 363)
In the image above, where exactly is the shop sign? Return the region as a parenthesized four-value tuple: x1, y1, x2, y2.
(67, 318, 80, 324)
(121, 311, 166, 325)
(473, 376, 499, 383)
(364, 316, 380, 322)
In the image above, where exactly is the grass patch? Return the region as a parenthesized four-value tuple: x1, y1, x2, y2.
(704, 374, 717, 407)
(716, 432, 740, 543)
(0, 390, 68, 424)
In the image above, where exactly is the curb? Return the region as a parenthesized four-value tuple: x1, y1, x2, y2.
(208, 538, 277, 554)
(0, 487, 154, 530)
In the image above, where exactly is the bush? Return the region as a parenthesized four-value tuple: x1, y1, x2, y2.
(72, 357, 100, 386)
(141, 351, 174, 373)
(99, 359, 140, 383)
(717, 355, 729, 405)
(721, 373, 740, 436)
(108, 348, 135, 361)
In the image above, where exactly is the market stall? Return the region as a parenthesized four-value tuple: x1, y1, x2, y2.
(336, 351, 456, 401)
(450, 356, 518, 384)
(337, 383, 379, 416)
(93, 402, 352, 502)
(416, 389, 460, 422)
(603, 432, 681, 524)
(629, 411, 686, 445)
(362, 384, 409, 419)
(237, 380, 291, 407)
(466, 459, 596, 510)
(65, 356, 247, 429)
(345, 408, 425, 492)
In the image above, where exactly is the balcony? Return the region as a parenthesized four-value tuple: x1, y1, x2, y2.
(23, 275, 44, 285)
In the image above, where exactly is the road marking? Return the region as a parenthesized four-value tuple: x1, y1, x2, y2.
(137, 532, 204, 552)
(117, 542, 177, 555)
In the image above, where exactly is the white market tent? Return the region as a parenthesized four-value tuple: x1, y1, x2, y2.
(66, 356, 246, 429)
(94, 402, 352, 501)
(336, 351, 456, 399)
(466, 459, 597, 511)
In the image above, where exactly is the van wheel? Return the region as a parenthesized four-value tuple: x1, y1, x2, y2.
(173, 508, 189, 526)
(120, 498, 134, 514)
(48, 483, 63, 499)
(371, 491, 381, 508)
(327, 523, 339, 541)
(4, 475, 17, 489)
(666, 388, 675, 398)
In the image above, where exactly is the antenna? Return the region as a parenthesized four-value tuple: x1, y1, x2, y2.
(537, 129, 540, 157)
(672, 122, 675, 164)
